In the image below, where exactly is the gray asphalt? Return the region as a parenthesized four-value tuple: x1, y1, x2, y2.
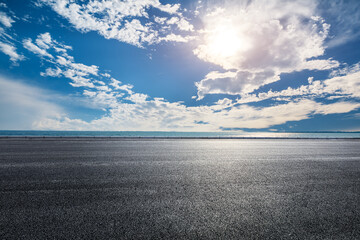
(0, 138, 359, 239)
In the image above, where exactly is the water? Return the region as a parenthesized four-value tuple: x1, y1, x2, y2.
(1, 138, 359, 239)
(0, 130, 360, 138)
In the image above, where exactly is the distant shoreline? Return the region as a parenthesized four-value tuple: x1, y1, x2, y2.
(1, 136, 360, 140)
(1, 131, 360, 139)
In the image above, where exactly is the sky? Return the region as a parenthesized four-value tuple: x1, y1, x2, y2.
(0, 0, 360, 132)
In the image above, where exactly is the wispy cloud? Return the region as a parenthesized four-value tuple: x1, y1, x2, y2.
(0, 75, 64, 130)
(319, 0, 360, 48)
(23, 38, 53, 58)
(0, 11, 14, 27)
(0, 42, 24, 62)
(0, 10, 24, 63)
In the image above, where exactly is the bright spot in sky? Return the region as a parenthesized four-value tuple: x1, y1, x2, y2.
(194, 13, 253, 70)
(205, 25, 251, 58)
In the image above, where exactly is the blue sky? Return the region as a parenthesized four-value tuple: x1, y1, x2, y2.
(0, 0, 360, 132)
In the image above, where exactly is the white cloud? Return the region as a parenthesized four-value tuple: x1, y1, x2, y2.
(109, 78, 124, 89)
(63, 69, 95, 88)
(193, 0, 340, 98)
(196, 70, 279, 100)
(41, 67, 62, 77)
(28, 33, 140, 98)
(33, 116, 89, 131)
(0, 10, 25, 63)
(39, 0, 194, 47)
(102, 73, 111, 78)
(156, 3, 181, 14)
(330, 62, 360, 77)
(40, 59, 97, 89)
(0, 41, 24, 62)
(159, 33, 194, 43)
(83, 90, 120, 109)
(23, 38, 53, 58)
(33, 95, 360, 131)
(166, 16, 194, 31)
(0, 11, 14, 27)
(299, 59, 340, 71)
(23, 32, 102, 89)
(322, 67, 360, 98)
(230, 100, 360, 129)
(235, 62, 360, 104)
(125, 93, 148, 103)
(114, 84, 134, 94)
(315, 101, 360, 115)
(177, 18, 194, 31)
(35, 32, 53, 49)
(23, 32, 71, 59)
(95, 85, 111, 92)
(167, 17, 179, 25)
(65, 61, 99, 76)
(154, 16, 167, 24)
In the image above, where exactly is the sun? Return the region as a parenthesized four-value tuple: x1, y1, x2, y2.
(205, 24, 251, 59)
(194, 18, 253, 69)
(206, 27, 241, 58)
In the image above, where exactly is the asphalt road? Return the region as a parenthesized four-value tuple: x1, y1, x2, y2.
(0, 138, 359, 239)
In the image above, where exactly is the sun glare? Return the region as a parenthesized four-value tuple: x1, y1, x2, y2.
(205, 25, 251, 58)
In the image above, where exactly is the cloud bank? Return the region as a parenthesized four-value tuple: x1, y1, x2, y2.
(24, 32, 359, 131)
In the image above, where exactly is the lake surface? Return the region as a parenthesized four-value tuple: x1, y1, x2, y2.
(0, 138, 359, 239)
